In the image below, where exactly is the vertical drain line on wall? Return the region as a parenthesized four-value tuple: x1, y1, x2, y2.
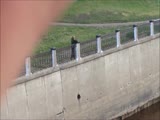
(24, 83, 30, 119)
(116, 52, 121, 91)
(59, 69, 66, 119)
(75, 65, 81, 111)
(128, 48, 133, 109)
(4, 91, 9, 119)
(43, 76, 50, 118)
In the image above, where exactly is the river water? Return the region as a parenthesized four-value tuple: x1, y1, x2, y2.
(125, 101, 160, 120)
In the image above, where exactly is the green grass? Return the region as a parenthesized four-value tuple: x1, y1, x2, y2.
(34, 0, 160, 54)
(35, 26, 117, 54)
(35, 22, 160, 54)
(60, 0, 160, 23)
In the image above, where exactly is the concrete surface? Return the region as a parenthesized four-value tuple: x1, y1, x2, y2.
(1, 34, 159, 120)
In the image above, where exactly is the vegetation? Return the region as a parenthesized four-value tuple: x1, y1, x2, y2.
(34, 0, 160, 54)
(35, 26, 117, 54)
(61, 0, 160, 23)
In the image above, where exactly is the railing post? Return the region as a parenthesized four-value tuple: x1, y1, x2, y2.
(133, 25, 138, 41)
(75, 42, 81, 61)
(51, 48, 58, 68)
(25, 57, 31, 76)
(96, 35, 103, 53)
(116, 29, 121, 47)
(150, 20, 154, 36)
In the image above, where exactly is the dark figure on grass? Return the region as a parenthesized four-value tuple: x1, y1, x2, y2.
(71, 36, 78, 60)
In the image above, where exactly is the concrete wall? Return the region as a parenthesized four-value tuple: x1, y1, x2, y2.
(1, 35, 159, 120)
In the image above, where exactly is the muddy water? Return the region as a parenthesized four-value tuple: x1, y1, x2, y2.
(125, 102, 160, 120)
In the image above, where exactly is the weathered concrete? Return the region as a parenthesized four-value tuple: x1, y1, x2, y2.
(7, 84, 28, 119)
(25, 77, 48, 119)
(1, 95, 8, 119)
(1, 34, 159, 120)
(44, 72, 63, 119)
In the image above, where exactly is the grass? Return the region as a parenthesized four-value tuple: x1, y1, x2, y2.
(60, 0, 160, 23)
(34, 0, 160, 54)
(35, 26, 117, 54)
(35, 22, 160, 54)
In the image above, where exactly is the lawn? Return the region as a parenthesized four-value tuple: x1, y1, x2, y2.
(60, 0, 160, 23)
(34, 0, 160, 54)
(35, 26, 117, 54)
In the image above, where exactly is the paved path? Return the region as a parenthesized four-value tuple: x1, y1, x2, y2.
(51, 20, 158, 27)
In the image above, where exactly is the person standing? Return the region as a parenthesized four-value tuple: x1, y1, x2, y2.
(71, 36, 78, 60)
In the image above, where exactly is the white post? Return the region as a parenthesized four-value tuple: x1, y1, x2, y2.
(76, 43, 81, 61)
(150, 20, 154, 36)
(116, 30, 121, 47)
(96, 35, 103, 53)
(133, 25, 138, 41)
(51, 48, 57, 68)
(25, 57, 31, 76)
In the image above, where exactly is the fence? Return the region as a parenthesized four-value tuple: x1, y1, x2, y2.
(101, 33, 117, 51)
(120, 26, 134, 44)
(56, 46, 72, 64)
(80, 38, 97, 57)
(20, 19, 160, 76)
(31, 51, 52, 73)
(138, 23, 150, 39)
(154, 20, 160, 34)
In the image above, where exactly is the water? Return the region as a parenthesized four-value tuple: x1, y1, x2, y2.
(125, 102, 160, 120)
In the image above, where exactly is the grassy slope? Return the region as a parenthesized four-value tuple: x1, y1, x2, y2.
(35, 26, 116, 53)
(61, 0, 159, 23)
(34, 0, 160, 53)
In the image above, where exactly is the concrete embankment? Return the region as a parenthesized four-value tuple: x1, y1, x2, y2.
(1, 34, 159, 120)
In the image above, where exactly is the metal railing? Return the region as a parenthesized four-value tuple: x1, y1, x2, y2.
(31, 51, 52, 73)
(120, 26, 134, 44)
(154, 20, 160, 34)
(56, 46, 72, 64)
(138, 23, 150, 39)
(80, 39, 97, 57)
(20, 19, 160, 77)
(101, 33, 116, 50)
